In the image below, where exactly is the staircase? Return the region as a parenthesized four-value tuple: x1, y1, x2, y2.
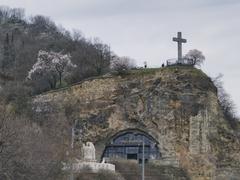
(112, 160, 189, 180)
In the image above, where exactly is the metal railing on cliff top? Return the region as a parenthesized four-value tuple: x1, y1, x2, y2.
(166, 58, 194, 66)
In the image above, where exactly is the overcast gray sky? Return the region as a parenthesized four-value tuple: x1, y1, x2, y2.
(1, 0, 240, 115)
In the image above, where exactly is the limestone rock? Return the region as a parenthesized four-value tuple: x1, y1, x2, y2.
(33, 67, 240, 179)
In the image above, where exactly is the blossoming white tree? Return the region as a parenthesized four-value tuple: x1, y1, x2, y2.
(28, 50, 76, 88)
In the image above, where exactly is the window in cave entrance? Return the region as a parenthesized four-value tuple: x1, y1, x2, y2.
(102, 129, 160, 163)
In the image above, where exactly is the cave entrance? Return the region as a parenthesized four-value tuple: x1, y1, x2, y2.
(102, 129, 160, 163)
(127, 153, 137, 160)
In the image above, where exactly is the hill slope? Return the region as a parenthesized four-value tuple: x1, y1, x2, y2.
(0, 7, 111, 93)
(33, 66, 240, 180)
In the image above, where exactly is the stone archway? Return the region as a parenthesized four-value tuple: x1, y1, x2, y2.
(101, 129, 160, 163)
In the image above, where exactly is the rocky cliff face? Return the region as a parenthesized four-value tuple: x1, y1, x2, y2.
(33, 66, 240, 180)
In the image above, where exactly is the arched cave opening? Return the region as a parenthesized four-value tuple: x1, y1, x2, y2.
(101, 129, 161, 163)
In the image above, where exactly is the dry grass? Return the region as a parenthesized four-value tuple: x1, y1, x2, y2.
(75, 170, 124, 180)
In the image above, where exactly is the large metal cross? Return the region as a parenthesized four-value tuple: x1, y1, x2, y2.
(173, 32, 187, 63)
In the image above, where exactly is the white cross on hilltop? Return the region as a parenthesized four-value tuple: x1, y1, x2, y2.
(173, 32, 187, 63)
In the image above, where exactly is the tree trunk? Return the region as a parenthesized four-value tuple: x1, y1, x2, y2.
(59, 72, 62, 87)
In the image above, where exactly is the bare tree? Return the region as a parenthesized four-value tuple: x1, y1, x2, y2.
(29, 15, 57, 35)
(0, 6, 25, 23)
(111, 56, 136, 74)
(213, 74, 239, 129)
(71, 29, 83, 42)
(0, 104, 22, 179)
(92, 38, 111, 75)
(0, 85, 68, 179)
(184, 49, 205, 66)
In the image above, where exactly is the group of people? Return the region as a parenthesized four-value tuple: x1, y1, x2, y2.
(143, 62, 165, 69)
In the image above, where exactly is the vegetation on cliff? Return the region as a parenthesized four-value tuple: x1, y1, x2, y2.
(0, 6, 113, 94)
(0, 6, 239, 180)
